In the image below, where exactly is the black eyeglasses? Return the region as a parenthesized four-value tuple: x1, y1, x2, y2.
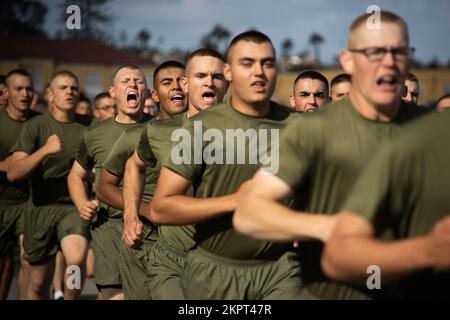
(348, 47, 415, 62)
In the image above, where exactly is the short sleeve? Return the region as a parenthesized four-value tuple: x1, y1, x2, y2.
(162, 117, 204, 181)
(136, 126, 156, 167)
(272, 116, 315, 189)
(103, 131, 133, 177)
(74, 132, 93, 170)
(10, 118, 39, 155)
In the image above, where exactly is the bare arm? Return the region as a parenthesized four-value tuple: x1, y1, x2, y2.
(233, 169, 336, 243)
(321, 211, 450, 286)
(0, 156, 12, 172)
(123, 151, 147, 218)
(68, 160, 99, 221)
(121, 151, 149, 247)
(149, 167, 245, 225)
(7, 134, 63, 183)
(96, 169, 124, 211)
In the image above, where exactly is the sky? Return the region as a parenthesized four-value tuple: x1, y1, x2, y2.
(43, 0, 450, 65)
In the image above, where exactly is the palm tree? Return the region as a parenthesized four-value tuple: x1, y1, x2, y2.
(136, 28, 151, 51)
(281, 38, 293, 58)
(309, 33, 324, 65)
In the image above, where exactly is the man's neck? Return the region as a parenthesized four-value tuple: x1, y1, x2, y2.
(6, 105, 29, 121)
(50, 106, 75, 122)
(349, 91, 400, 123)
(187, 104, 199, 118)
(231, 94, 271, 117)
(115, 110, 144, 124)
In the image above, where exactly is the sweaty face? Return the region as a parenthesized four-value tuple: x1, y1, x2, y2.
(290, 78, 329, 112)
(94, 97, 116, 121)
(153, 67, 186, 118)
(6, 75, 34, 112)
(402, 79, 419, 104)
(436, 97, 450, 113)
(330, 81, 352, 101)
(184, 56, 228, 112)
(225, 41, 277, 107)
(111, 68, 147, 117)
(346, 22, 410, 108)
(48, 76, 79, 111)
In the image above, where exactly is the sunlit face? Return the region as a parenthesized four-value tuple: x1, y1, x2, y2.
(330, 81, 352, 101)
(183, 55, 228, 112)
(290, 78, 329, 112)
(152, 67, 186, 118)
(225, 40, 277, 107)
(5, 74, 34, 112)
(110, 67, 147, 117)
(94, 96, 116, 121)
(436, 97, 450, 113)
(402, 79, 419, 104)
(342, 22, 410, 108)
(48, 75, 79, 111)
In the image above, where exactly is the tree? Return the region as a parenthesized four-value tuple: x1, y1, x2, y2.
(136, 28, 151, 51)
(309, 32, 324, 65)
(281, 38, 293, 58)
(0, 0, 48, 36)
(200, 24, 231, 55)
(59, 0, 113, 40)
(118, 30, 128, 48)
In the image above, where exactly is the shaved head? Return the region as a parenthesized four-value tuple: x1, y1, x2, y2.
(348, 11, 409, 47)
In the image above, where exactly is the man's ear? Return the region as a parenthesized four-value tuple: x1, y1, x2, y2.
(289, 95, 296, 108)
(151, 90, 160, 103)
(180, 77, 188, 94)
(4, 87, 9, 101)
(340, 51, 354, 75)
(47, 89, 54, 104)
(108, 86, 115, 99)
(224, 63, 232, 82)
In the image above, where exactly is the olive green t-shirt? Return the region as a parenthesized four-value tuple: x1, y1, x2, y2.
(164, 97, 296, 259)
(274, 97, 427, 299)
(11, 112, 92, 206)
(136, 112, 195, 251)
(0, 109, 40, 204)
(75, 115, 151, 187)
(343, 111, 450, 299)
(101, 119, 152, 217)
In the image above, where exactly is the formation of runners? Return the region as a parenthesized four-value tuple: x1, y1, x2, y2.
(1, 11, 450, 300)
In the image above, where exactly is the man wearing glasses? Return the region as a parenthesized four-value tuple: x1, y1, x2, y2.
(93, 92, 116, 122)
(402, 72, 420, 105)
(234, 11, 428, 299)
(289, 70, 329, 112)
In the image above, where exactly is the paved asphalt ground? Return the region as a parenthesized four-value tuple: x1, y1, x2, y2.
(6, 252, 98, 300)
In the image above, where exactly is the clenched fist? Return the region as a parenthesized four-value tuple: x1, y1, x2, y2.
(44, 134, 64, 155)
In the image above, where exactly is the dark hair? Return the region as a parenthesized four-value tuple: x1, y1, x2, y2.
(293, 70, 329, 94)
(226, 30, 275, 62)
(0, 75, 6, 85)
(406, 72, 418, 83)
(331, 73, 351, 88)
(436, 94, 450, 106)
(93, 92, 111, 108)
(5, 69, 32, 86)
(153, 60, 185, 85)
(78, 92, 90, 104)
